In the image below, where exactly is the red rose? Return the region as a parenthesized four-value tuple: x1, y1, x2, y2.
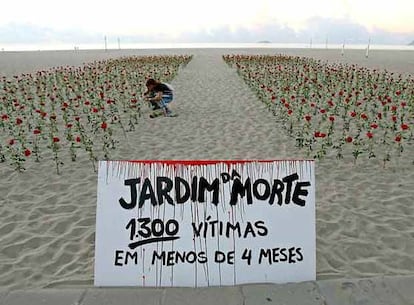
(395, 135, 401, 142)
(75, 117, 80, 121)
(350, 111, 357, 117)
(401, 123, 409, 130)
(9, 139, 15, 145)
(24, 149, 31, 157)
(345, 136, 353, 143)
(392, 116, 397, 122)
(391, 105, 397, 112)
(75, 136, 81, 143)
(370, 123, 378, 129)
(401, 102, 407, 108)
(53, 137, 60, 143)
(92, 108, 98, 113)
(360, 113, 368, 120)
(366, 132, 374, 139)
(84, 101, 91, 106)
(377, 112, 382, 119)
(395, 90, 401, 96)
(329, 116, 335, 122)
(33, 129, 41, 135)
(287, 109, 293, 115)
(66, 123, 73, 128)
(305, 115, 312, 122)
(16, 118, 23, 125)
(320, 109, 326, 114)
(101, 122, 107, 130)
(1, 114, 8, 120)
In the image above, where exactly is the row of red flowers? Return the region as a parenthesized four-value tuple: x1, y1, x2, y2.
(0, 55, 193, 173)
(223, 54, 413, 166)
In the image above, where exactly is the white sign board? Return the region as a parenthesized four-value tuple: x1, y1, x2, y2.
(94, 160, 315, 287)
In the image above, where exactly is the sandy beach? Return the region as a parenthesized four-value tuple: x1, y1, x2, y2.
(0, 48, 413, 291)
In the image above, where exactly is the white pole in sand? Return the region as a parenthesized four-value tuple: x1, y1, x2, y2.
(365, 37, 371, 58)
(104, 36, 108, 51)
(117, 37, 121, 50)
(341, 40, 345, 56)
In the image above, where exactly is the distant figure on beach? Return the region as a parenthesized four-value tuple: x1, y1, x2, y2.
(143, 78, 176, 118)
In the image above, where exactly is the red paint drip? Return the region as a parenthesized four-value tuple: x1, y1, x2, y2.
(111, 159, 314, 167)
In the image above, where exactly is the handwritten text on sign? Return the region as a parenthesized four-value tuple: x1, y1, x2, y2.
(94, 160, 315, 287)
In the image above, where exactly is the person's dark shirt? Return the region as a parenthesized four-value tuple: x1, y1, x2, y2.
(153, 83, 172, 95)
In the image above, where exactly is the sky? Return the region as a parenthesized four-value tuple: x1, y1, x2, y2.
(0, 0, 413, 46)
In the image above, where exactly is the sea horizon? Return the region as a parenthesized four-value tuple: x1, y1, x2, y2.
(1, 42, 413, 52)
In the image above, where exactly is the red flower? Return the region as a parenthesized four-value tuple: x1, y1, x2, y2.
(310, 103, 316, 108)
(84, 100, 91, 106)
(271, 95, 276, 101)
(392, 116, 397, 122)
(101, 122, 108, 130)
(75, 116, 80, 122)
(287, 109, 293, 115)
(8, 139, 15, 145)
(327, 100, 334, 107)
(391, 105, 398, 112)
(401, 102, 407, 108)
(360, 113, 368, 120)
(16, 118, 23, 125)
(53, 137, 60, 143)
(314, 132, 326, 138)
(395, 90, 401, 96)
(366, 132, 374, 139)
(33, 129, 41, 135)
(345, 136, 353, 143)
(305, 115, 312, 122)
(62, 102, 69, 108)
(329, 116, 335, 122)
(401, 123, 409, 130)
(377, 112, 382, 120)
(75, 136, 81, 143)
(66, 123, 73, 129)
(1, 114, 8, 120)
(320, 109, 326, 114)
(24, 149, 31, 157)
(350, 111, 357, 117)
(92, 107, 98, 113)
(370, 123, 378, 129)
(395, 135, 401, 142)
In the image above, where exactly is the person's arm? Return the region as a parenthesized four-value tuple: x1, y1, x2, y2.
(149, 91, 163, 102)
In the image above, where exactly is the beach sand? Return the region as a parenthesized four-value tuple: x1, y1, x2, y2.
(0, 48, 413, 291)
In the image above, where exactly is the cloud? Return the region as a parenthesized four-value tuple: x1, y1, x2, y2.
(0, 19, 413, 46)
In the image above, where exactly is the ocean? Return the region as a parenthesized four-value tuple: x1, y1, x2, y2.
(1, 42, 413, 52)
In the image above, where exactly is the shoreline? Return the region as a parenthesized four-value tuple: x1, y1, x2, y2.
(1, 48, 414, 77)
